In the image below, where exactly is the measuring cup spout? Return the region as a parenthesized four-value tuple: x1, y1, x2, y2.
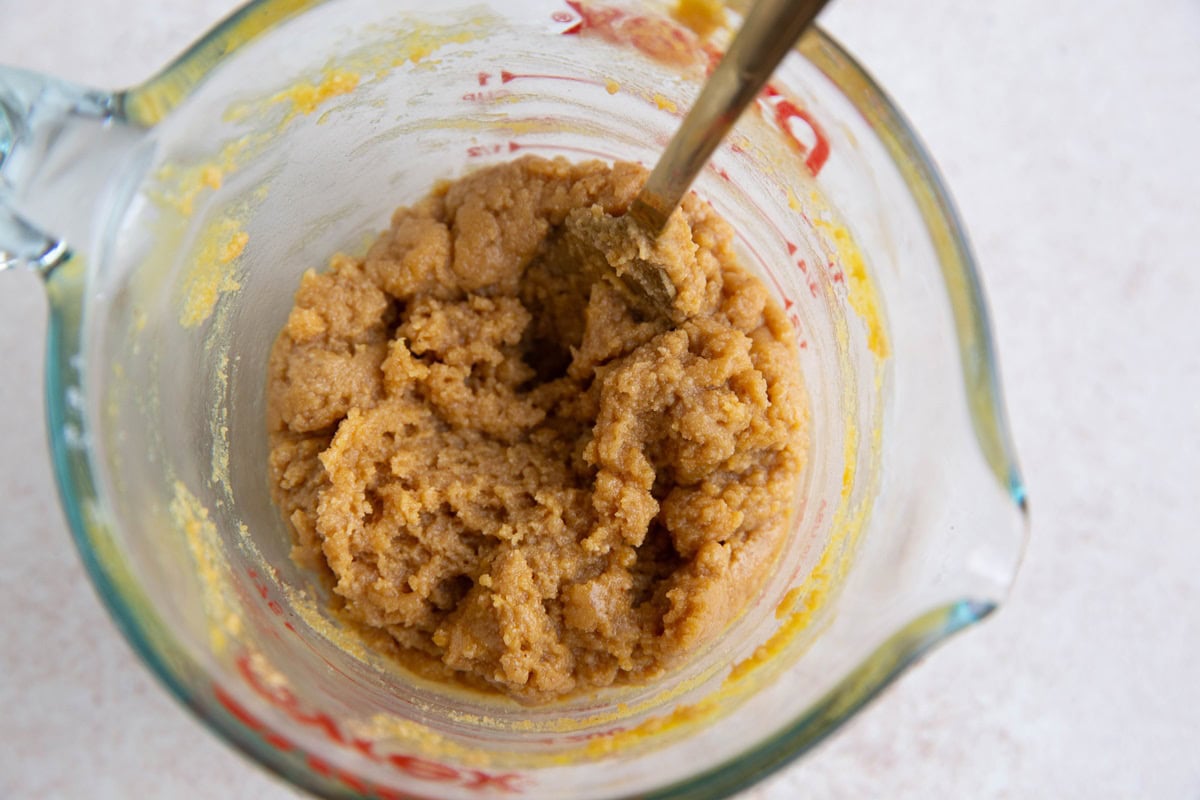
(0, 67, 138, 276)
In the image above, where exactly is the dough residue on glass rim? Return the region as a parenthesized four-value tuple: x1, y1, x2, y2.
(267, 156, 807, 702)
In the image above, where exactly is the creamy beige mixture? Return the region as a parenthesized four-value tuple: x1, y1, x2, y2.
(267, 157, 806, 702)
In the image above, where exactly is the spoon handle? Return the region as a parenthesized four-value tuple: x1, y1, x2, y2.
(629, 0, 830, 233)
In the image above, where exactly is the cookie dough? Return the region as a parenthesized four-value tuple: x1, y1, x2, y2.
(267, 156, 806, 702)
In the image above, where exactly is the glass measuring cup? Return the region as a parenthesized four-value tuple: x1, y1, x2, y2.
(0, 0, 1029, 797)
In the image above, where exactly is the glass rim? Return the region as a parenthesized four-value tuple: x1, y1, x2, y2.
(42, 1, 1030, 797)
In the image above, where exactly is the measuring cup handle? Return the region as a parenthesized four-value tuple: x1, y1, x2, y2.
(0, 67, 129, 275)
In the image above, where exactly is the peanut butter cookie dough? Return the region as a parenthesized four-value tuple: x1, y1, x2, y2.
(267, 157, 806, 702)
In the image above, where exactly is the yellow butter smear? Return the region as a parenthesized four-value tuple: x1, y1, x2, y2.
(152, 136, 259, 217)
(269, 68, 359, 117)
(725, 408, 878, 684)
(717, 192, 889, 683)
(123, 0, 323, 125)
(170, 480, 243, 652)
(673, 0, 727, 37)
(209, 347, 232, 499)
(813, 214, 889, 358)
(144, 17, 492, 330)
(179, 216, 248, 328)
(151, 66, 359, 221)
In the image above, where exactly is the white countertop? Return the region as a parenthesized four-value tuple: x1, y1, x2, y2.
(3, 0, 1198, 797)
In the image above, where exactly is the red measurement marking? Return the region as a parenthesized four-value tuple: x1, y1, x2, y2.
(466, 141, 520, 158)
(215, 687, 426, 800)
(552, 9, 574, 23)
(832, 271, 845, 283)
(621, 14, 696, 66)
(307, 755, 371, 795)
(778, 101, 829, 175)
(281, 618, 365, 682)
(461, 89, 511, 102)
(215, 684, 263, 729)
(374, 789, 424, 800)
(702, 167, 802, 274)
(784, 297, 794, 310)
(809, 280, 819, 297)
(759, 84, 831, 176)
(797, 258, 807, 273)
(499, 69, 597, 86)
(284, 621, 296, 633)
(465, 772, 525, 792)
(702, 42, 723, 75)
(714, 178, 795, 265)
(799, 339, 808, 349)
(245, 567, 294, 641)
(509, 732, 633, 746)
(477, 71, 489, 86)
(734, 227, 789, 304)
(703, 193, 802, 315)
(562, 726, 631, 743)
(564, 0, 624, 34)
(224, 653, 526, 792)
(263, 731, 294, 752)
(560, 0, 704, 68)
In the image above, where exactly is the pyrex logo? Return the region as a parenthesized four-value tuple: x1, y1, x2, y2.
(215, 652, 526, 797)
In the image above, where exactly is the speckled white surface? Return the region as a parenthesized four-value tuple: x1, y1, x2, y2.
(2, 1, 1199, 797)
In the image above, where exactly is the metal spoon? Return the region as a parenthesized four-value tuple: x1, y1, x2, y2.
(594, 0, 831, 317)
